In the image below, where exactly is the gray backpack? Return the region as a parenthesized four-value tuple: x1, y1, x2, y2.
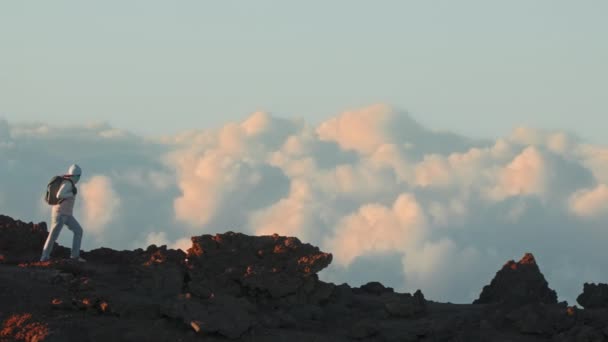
(45, 176, 74, 205)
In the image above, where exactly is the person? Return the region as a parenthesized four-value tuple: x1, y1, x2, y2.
(40, 164, 86, 262)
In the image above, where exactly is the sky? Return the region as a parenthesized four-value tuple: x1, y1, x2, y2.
(1, 1, 607, 141)
(1, 2, 608, 305)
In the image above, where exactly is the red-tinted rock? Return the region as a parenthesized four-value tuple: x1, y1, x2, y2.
(186, 232, 332, 299)
(0, 313, 50, 341)
(83, 244, 186, 266)
(0, 215, 70, 264)
(474, 253, 558, 305)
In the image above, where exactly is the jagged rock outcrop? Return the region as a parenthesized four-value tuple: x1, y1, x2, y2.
(474, 253, 558, 306)
(0, 215, 71, 264)
(185, 232, 332, 301)
(3, 214, 608, 341)
(577, 283, 608, 309)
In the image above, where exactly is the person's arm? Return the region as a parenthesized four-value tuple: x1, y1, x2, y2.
(56, 181, 74, 201)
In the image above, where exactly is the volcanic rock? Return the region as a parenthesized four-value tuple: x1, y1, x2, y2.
(185, 232, 332, 300)
(0, 313, 49, 341)
(161, 294, 256, 339)
(474, 253, 558, 306)
(0, 214, 68, 263)
(3, 214, 608, 341)
(577, 283, 608, 309)
(384, 290, 427, 318)
(358, 281, 394, 295)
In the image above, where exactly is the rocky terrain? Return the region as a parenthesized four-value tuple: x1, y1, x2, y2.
(2, 214, 608, 342)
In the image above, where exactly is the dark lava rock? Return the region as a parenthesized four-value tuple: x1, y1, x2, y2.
(3, 214, 608, 342)
(357, 281, 394, 295)
(384, 290, 427, 318)
(0, 214, 69, 264)
(474, 253, 558, 306)
(577, 283, 608, 309)
(185, 232, 332, 300)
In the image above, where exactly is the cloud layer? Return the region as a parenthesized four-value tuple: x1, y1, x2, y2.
(1, 105, 607, 304)
(78, 175, 121, 238)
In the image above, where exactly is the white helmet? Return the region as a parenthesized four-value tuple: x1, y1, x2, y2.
(67, 164, 82, 176)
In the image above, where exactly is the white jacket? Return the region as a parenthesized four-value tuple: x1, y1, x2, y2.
(52, 179, 77, 216)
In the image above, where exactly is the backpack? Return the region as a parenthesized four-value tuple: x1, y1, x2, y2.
(45, 176, 75, 205)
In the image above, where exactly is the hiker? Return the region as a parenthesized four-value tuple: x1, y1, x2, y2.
(40, 164, 86, 262)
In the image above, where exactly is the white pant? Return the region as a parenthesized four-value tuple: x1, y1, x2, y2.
(40, 214, 83, 261)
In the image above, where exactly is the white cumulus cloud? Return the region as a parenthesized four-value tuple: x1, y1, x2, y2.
(1, 105, 608, 305)
(569, 184, 608, 219)
(79, 175, 121, 236)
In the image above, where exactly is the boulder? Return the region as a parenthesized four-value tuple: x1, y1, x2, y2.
(577, 283, 608, 309)
(186, 232, 332, 300)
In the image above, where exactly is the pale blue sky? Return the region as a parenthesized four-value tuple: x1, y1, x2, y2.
(1, 1, 606, 142)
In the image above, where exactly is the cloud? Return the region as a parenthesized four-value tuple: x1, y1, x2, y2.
(317, 104, 395, 155)
(487, 146, 549, 200)
(509, 127, 580, 155)
(579, 145, 608, 184)
(0, 118, 10, 139)
(169, 149, 290, 231)
(569, 184, 608, 219)
(316, 104, 477, 157)
(402, 239, 482, 300)
(252, 179, 318, 239)
(2, 105, 608, 305)
(324, 193, 427, 266)
(0, 119, 14, 149)
(79, 175, 121, 236)
(166, 113, 296, 231)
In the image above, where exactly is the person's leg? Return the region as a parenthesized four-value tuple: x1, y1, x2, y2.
(64, 216, 83, 259)
(40, 214, 65, 261)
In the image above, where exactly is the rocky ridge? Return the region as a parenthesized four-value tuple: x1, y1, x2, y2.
(1, 214, 608, 341)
